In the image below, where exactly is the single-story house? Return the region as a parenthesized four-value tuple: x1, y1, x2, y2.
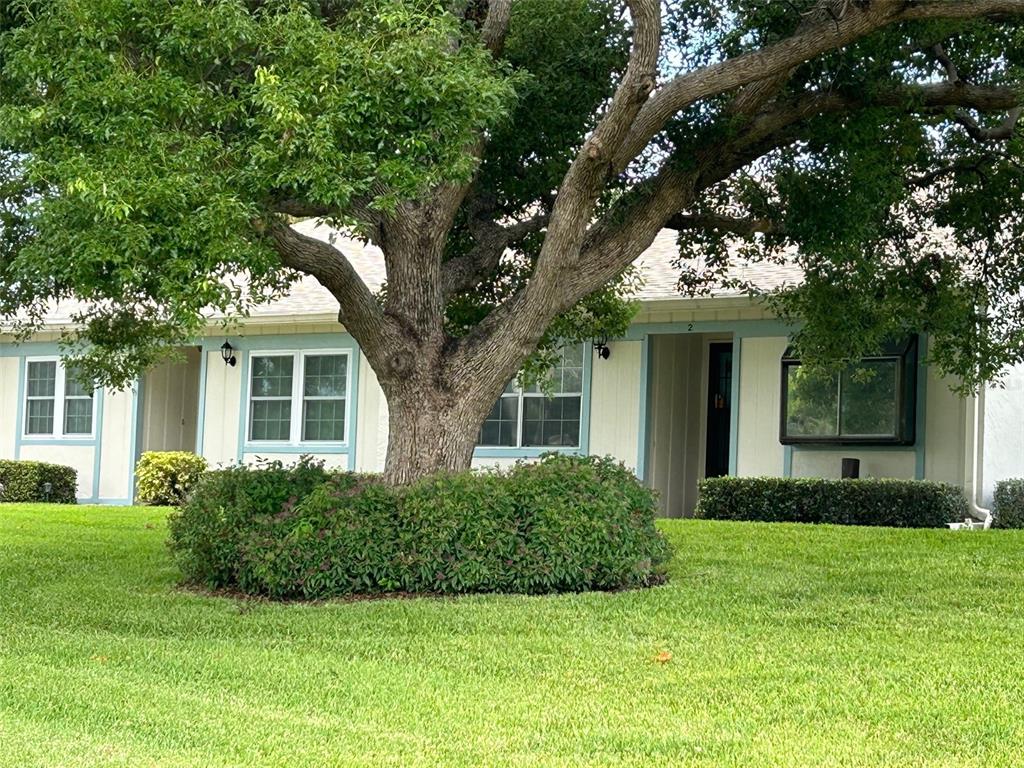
(0, 220, 1015, 518)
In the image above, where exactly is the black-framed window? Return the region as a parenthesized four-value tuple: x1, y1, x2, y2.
(780, 337, 918, 446)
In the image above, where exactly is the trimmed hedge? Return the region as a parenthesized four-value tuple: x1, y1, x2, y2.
(169, 454, 670, 599)
(695, 476, 968, 528)
(992, 480, 1024, 529)
(0, 460, 77, 504)
(135, 451, 208, 506)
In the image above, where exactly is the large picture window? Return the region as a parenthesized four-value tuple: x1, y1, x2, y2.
(780, 337, 918, 445)
(247, 351, 350, 445)
(23, 358, 95, 438)
(478, 344, 585, 449)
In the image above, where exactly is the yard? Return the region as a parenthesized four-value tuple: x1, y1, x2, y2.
(1, 505, 1023, 767)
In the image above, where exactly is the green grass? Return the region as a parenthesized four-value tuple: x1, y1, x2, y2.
(1, 505, 1023, 767)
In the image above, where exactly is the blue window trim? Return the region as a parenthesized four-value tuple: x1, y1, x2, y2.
(473, 342, 594, 460)
(230, 333, 361, 471)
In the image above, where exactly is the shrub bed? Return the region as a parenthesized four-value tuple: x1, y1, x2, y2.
(169, 454, 670, 599)
(135, 451, 208, 506)
(992, 480, 1024, 528)
(0, 459, 77, 504)
(695, 476, 968, 528)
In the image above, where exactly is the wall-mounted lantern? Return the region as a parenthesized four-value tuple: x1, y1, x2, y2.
(593, 334, 611, 360)
(220, 341, 237, 367)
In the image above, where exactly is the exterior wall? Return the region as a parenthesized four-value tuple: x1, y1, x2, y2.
(587, 340, 642, 469)
(199, 347, 243, 467)
(0, 356, 19, 459)
(98, 387, 135, 502)
(983, 363, 1024, 505)
(735, 336, 788, 477)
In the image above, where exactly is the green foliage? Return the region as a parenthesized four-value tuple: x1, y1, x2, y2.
(0, 0, 519, 386)
(992, 479, 1024, 529)
(167, 457, 339, 588)
(695, 476, 968, 528)
(134, 451, 208, 507)
(169, 454, 670, 599)
(0, 459, 77, 503)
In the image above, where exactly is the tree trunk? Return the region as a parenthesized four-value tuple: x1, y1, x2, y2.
(381, 383, 491, 485)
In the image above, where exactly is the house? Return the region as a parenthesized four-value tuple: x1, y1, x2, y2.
(0, 219, 1012, 518)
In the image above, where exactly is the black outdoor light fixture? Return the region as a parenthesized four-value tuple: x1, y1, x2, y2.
(593, 334, 611, 360)
(220, 340, 237, 367)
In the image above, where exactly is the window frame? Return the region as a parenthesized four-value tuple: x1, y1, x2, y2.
(779, 337, 918, 447)
(477, 343, 587, 452)
(245, 348, 353, 448)
(22, 356, 97, 440)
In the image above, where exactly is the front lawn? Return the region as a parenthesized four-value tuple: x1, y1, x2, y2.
(1, 505, 1022, 767)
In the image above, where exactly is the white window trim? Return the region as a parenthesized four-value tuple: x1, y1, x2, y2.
(246, 349, 352, 447)
(479, 346, 585, 450)
(22, 356, 97, 440)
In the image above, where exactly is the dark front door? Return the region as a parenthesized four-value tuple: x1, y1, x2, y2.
(705, 342, 733, 478)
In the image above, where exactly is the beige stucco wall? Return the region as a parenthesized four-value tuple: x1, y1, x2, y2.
(735, 336, 788, 477)
(19, 444, 95, 498)
(0, 356, 19, 459)
(98, 388, 135, 501)
(588, 340, 642, 469)
(200, 349, 242, 467)
(354, 352, 386, 473)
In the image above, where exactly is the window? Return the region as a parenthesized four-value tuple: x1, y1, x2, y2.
(780, 337, 918, 445)
(24, 359, 95, 438)
(478, 344, 585, 449)
(247, 351, 350, 444)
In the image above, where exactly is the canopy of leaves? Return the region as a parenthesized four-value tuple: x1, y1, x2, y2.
(0, 0, 521, 384)
(2, 0, 1024, 392)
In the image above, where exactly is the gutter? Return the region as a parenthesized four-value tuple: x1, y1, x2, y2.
(961, 389, 993, 528)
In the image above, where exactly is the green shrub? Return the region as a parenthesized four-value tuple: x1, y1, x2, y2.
(167, 457, 340, 588)
(169, 454, 670, 600)
(695, 476, 968, 528)
(135, 451, 208, 506)
(992, 480, 1024, 528)
(0, 460, 77, 504)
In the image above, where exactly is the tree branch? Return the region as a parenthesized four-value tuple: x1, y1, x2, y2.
(612, 0, 1024, 173)
(954, 106, 1023, 141)
(441, 212, 548, 297)
(266, 220, 401, 371)
(480, 0, 513, 57)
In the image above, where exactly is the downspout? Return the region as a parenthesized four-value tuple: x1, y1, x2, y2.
(964, 388, 993, 526)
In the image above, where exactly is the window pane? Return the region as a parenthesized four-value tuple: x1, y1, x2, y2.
(303, 355, 347, 397)
(478, 395, 519, 447)
(840, 361, 898, 437)
(64, 367, 92, 397)
(522, 396, 581, 447)
(251, 356, 294, 397)
(26, 399, 54, 435)
(63, 397, 93, 435)
(27, 361, 56, 398)
(250, 399, 292, 441)
(302, 399, 345, 441)
(524, 344, 585, 395)
(785, 366, 839, 437)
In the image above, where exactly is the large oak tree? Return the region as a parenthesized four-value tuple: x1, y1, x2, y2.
(1, 0, 1023, 483)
